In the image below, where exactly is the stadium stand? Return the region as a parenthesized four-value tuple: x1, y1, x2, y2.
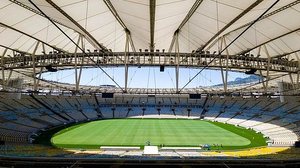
(0, 94, 299, 147)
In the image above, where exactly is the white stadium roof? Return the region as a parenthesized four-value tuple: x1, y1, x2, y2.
(0, 0, 300, 93)
(0, 0, 299, 57)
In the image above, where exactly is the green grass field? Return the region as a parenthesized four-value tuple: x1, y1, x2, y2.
(51, 119, 266, 150)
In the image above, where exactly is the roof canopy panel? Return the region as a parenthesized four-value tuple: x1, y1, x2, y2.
(178, 0, 256, 52)
(0, 0, 298, 59)
(15, 0, 106, 50)
(155, 0, 195, 51)
(53, 0, 126, 52)
(110, 0, 149, 51)
(216, 3, 300, 57)
(223, 0, 296, 33)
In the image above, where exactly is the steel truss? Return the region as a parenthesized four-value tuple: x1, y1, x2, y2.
(1, 51, 298, 73)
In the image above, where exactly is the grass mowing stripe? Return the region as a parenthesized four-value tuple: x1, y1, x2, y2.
(51, 119, 266, 150)
(209, 121, 267, 149)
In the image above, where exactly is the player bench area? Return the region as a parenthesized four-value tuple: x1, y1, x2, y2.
(100, 146, 140, 151)
(160, 147, 202, 151)
(100, 146, 202, 153)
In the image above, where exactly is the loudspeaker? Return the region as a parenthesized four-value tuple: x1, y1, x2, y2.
(160, 65, 165, 72)
(189, 94, 201, 99)
(102, 93, 114, 98)
(45, 65, 57, 72)
(0, 141, 4, 145)
(245, 68, 257, 74)
(295, 141, 300, 148)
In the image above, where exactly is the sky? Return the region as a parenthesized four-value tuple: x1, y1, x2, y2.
(41, 67, 253, 89)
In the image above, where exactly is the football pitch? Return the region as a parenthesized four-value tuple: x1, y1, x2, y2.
(51, 119, 266, 149)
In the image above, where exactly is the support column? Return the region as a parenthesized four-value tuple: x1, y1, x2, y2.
(289, 73, 295, 90)
(127, 31, 136, 52)
(220, 37, 229, 93)
(124, 32, 130, 93)
(77, 65, 83, 90)
(219, 37, 226, 91)
(263, 45, 271, 93)
(225, 55, 229, 93)
(36, 67, 44, 87)
(32, 41, 40, 91)
(37, 44, 46, 87)
(77, 35, 85, 91)
(175, 33, 180, 93)
(1, 49, 8, 89)
(295, 52, 300, 89)
(6, 70, 13, 85)
(297, 70, 300, 89)
(220, 57, 226, 91)
(74, 35, 82, 91)
(256, 46, 267, 90)
(259, 70, 266, 90)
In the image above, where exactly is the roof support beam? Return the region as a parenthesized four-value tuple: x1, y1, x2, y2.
(239, 27, 300, 55)
(208, 0, 300, 51)
(273, 49, 300, 59)
(45, 0, 108, 52)
(149, 0, 156, 52)
(9, 0, 61, 25)
(177, 0, 204, 31)
(169, 0, 203, 52)
(28, 0, 125, 92)
(1, 49, 8, 87)
(178, 0, 279, 92)
(0, 22, 67, 53)
(0, 44, 31, 55)
(103, 0, 136, 52)
(198, 0, 263, 52)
